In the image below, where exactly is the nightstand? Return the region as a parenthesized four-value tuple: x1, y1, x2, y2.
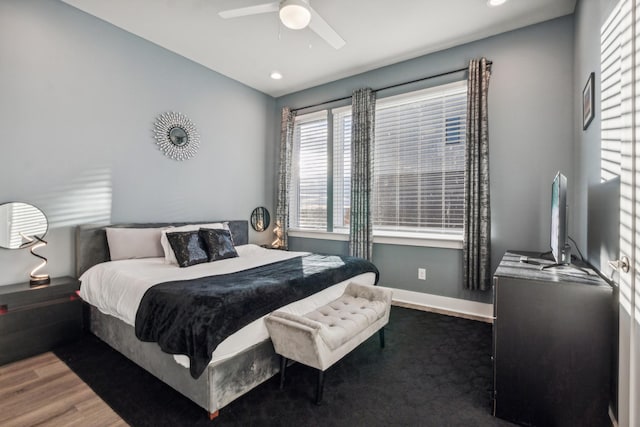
(0, 276, 82, 365)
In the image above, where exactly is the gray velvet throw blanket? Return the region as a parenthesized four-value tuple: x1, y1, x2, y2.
(135, 254, 379, 379)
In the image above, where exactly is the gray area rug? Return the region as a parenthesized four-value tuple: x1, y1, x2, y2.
(54, 306, 515, 426)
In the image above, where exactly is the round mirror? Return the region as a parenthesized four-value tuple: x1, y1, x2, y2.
(0, 202, 48, 249)
(169, 127, 188, 147)
(153, 112, 200, 161)
(250, 207, 270, 232)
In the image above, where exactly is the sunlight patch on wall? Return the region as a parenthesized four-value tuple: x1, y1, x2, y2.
(36, 168, 112, 228)
(601, 1, 623, 182)
(620, 175, 633, 314)
(600, 1, 640, 425)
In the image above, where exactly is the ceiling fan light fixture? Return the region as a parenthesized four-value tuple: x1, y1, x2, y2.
(279, 0, 311, 30)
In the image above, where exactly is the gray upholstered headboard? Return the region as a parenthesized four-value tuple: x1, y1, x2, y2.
(75, 220, 249, 278)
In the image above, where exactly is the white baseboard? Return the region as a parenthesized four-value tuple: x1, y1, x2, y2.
(382, 287, 494, 323)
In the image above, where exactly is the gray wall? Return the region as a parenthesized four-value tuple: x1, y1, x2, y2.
(277, 16, 576, 303)
(0, 0, 276, 286)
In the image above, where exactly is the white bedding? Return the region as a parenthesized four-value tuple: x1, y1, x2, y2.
(79, 244, 376, 367)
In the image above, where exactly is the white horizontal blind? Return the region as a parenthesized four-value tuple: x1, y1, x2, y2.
(373, 81, 467, 234)
(291, 111, 328, 230)
(333, 106, 351, 230)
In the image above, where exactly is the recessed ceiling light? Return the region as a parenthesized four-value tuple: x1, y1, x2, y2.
(487, 0, 507, 6)
(270, 71, 283, 80)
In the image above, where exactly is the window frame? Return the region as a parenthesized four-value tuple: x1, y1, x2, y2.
(290, 110, 329, 231)
(372, 80, 467, 236)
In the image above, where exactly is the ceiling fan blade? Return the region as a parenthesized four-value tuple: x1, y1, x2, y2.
(308, 6, 346, 50)
(218, 2, 279, 19)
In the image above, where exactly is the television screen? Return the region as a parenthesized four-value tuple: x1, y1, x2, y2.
(550, 172, 570, 264)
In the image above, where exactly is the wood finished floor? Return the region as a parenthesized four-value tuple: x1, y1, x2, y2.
(0, 352, 127, 427)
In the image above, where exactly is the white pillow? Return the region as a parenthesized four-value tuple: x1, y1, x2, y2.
(106, 227, 167, 261)
(160, 222, 229, 265)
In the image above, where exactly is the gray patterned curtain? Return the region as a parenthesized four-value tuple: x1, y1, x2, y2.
(464, 58, 492, 291)
(275, 107, 296, 250)
(349, 88, 376, 260)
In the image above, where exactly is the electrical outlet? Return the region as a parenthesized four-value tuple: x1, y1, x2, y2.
(418, 268, 426, 280)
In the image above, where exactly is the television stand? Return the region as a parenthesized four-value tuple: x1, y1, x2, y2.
(492, 251, 613, 426)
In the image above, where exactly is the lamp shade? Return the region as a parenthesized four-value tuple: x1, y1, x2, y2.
(279, 0, 311, 30)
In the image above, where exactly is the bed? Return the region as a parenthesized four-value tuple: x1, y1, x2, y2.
(75, 220, 378, 419)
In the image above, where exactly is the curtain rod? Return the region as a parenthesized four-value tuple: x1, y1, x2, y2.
(291, 60, 493, 113)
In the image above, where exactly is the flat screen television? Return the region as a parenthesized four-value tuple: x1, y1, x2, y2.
(550, 171, 571, 264)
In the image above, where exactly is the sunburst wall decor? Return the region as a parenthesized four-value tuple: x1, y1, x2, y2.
(153, 111, 200, 161)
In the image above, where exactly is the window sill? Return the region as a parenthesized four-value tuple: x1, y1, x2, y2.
(288, 229, 463, 249)
(374, 231, 463, 249)
(289, 229, 349, 241)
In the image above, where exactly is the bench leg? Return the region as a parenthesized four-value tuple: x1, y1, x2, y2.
(315, 370, 325, 405)
(379, 327, 385, 348)
(279, 356, 287, 390)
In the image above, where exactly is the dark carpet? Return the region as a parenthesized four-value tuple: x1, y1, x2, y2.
(54, 307, 515, 427)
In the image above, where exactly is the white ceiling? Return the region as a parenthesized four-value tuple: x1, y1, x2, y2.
(60, 0, 576, 97)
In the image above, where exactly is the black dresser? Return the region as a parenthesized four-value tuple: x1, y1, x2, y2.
(0, 276, 82, 365)
(492, 251, 613, 426)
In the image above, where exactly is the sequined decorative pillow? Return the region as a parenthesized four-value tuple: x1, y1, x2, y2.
(199, 228, 239, 262)
(165, 230, 209, 268)
(160, 222, 228, 265)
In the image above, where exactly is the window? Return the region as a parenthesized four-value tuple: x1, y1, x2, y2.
(291, 80, 467, 239)
(291, 111, 328, 230)
(373, 81, 467, 235)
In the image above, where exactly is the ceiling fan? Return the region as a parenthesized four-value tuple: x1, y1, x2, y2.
(218, 0, 346, 50)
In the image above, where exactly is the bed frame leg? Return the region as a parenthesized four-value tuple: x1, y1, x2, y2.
(209, 410, 219, 420)
(379, 327, 385, 348)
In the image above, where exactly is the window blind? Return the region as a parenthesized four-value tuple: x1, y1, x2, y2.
(291, 111, 328, 230)
(373, 81, 467, 234)
(332, 106, 352, 230)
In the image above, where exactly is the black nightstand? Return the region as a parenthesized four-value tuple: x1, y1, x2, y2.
(0, 276, 82, 365)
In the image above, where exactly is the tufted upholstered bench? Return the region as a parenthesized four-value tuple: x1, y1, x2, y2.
(265, 282, 392, 404)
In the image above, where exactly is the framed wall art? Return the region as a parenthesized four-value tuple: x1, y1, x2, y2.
(583, 72, 594, 130)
